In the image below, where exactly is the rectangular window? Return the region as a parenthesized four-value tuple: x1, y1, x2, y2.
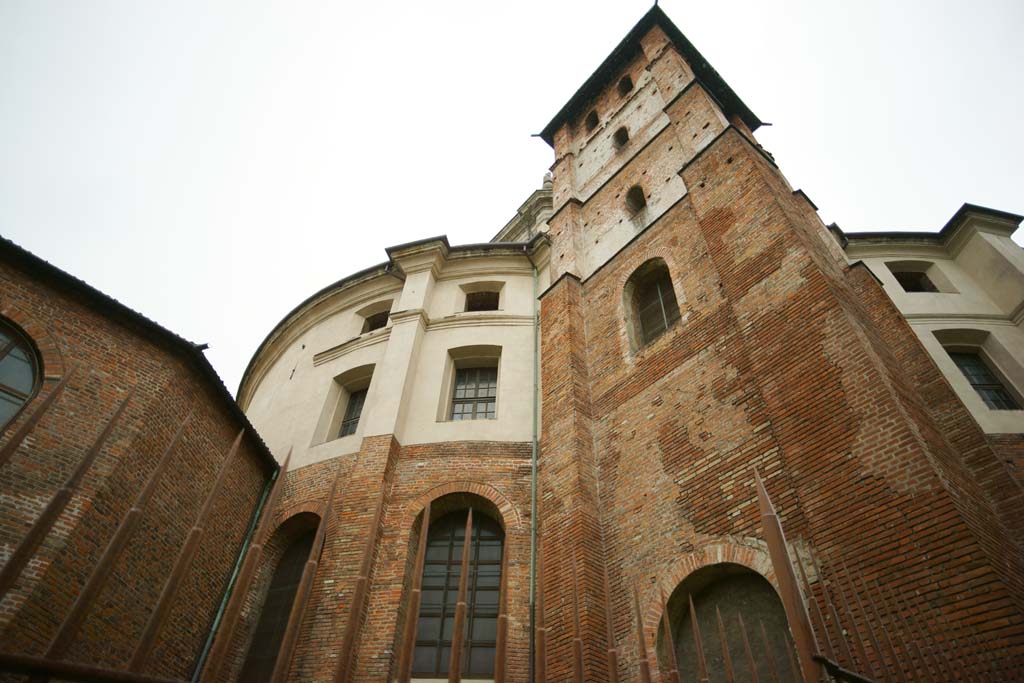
(465, 291, 500, 312)
(893, 271, 938, 293)
(338, 388, 368, 437)
(450, 367, 497, 420)
(950, 352, 1020, 410)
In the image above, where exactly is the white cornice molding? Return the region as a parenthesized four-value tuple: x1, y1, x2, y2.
(313, 327, 391, 367)
(426, 313, 534, 332)
(904, 312, 1016, 326)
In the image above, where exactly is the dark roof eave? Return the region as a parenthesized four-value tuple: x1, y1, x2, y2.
(0, 235, 278, 471)
(539, 5, 761, 146)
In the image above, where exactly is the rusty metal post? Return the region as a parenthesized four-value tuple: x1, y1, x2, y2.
(535, 539, 547, 683)
(569, 549, 585, 683)
(794, 553, 835, 662)
(129, 429, 244, 672)
(396, 502, 431, 683)
(753, 471, 821, 683)
(0, 385, 132, 600)
(737, 613, 759, 683)
(333, 485, 386, 683)
(45, 410, 192, 660)
(0, 367, 76, 464)
(689, 595, 709, 683)
(269, 466, 341, 683)
(660, 588, 681, 683)
(201, 448, 291, 683)
(783, 634, 800, 683)
(633, 588, 653, 683)
(716, 606, 736, 683)
(759, 620, 779, 683)
(602, 557, 619, 683)
(447, 508, 473, 683)
(494, 529, 510, 683)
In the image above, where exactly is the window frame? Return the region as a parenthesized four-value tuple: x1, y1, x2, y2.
(338, 387, 368, 437)
(624, 259, 682, 351)
(0, 318, 42, 433)
(450, 366, 498, 421)
(948, 349, 1021, 411)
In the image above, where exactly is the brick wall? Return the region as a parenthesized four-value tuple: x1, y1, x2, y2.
(0, 256, 273, 681)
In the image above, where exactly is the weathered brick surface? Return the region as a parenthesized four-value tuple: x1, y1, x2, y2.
(0, 255, 273, 680)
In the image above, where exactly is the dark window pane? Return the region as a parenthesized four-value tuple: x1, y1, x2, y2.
(413, 646, 436, 672)
(0, 392, 21, 426)
(0, 322, 39, 433)
(893, 270, 938, 293)
(950, 352, 1020, 410)
(468, 647, 496, 675)
(634, 268, 680, 345)
(471, 616, 497, 640)
(362, 310, 389, 332)
(466, 291, 500, 312)
(451, 366, 498, 420)
(338, 388, 367, 437)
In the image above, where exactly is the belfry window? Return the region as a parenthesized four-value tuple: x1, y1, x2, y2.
(626, 185, 647, 215)
(950, 351, 1020, 410)
(238, 528, 317, 683)
(584, 110, 599, 133)
(0, 319, 40, 431)
(626, 259, 681, 348)
(617, 75, 634, 97)
(613, 126, 630, 148)
(413, 510, 503, 678)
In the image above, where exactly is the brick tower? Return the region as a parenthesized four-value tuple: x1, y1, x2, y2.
(536, 5, 1024, 680)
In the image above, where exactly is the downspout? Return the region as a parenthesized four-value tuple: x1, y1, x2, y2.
(191, 463, 278, 682)
(523, 244, 540, 683)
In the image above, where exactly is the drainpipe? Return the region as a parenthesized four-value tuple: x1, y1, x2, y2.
(191, 463, 278, 682)
(523, 243, 540, 683)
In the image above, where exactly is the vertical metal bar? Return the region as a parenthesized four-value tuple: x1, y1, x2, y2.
(716, 606, 736, 683)
(602, 556, 619, 683)
(569, 550, 585, 683)
(535, 538, 547, 683)
(0, 384, 131, 600)
(494, 524, 510, 683)
(753, 471, 821, 683)
(633, 588, 653, 683)
(201, 448, 292, 683)
(270, 466, 341, 683)
(794, 553, 835, 662)
(660, 588, 681, 683)
(833, 559, 880, 680)
(808, 553, 853, 669)
(333, 485, 386, 683)
(0, 366, 76, 461)
(759, 620, 779, 683)
(819, 558, 871, 678)
(129, 429, 244, 672)
(689, 595, 709, 683)
(737, 613, 759, 683)
(447, 508, 473, 683)
(46, 410, 192, 660)
(397, 502, 431, 683)
(783, 634, 800, 683)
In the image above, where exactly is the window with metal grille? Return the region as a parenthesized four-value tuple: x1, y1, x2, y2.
(950, 351, 1020, 410)
(238, 530, 316, 683)
(450, 367, 497, 420)
(412, 511, 503, 678)
(0, 320, 39, 431)
(465, 291, 499, 312)
(635, 269, 680, 345)
(338, 388, 367, 437)
(362, 310, 389, 333)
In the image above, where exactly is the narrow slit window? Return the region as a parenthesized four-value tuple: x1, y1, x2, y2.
(451, 367, 497, 420)
(949, 352, 1020, 410)
(338, 388, 368, 437)
(465, 291, 500, 312)
(626, 185, 647, 215)
(585, 110, 599, 133)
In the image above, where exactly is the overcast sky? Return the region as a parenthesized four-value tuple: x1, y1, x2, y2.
(1, 0, 1022, 395)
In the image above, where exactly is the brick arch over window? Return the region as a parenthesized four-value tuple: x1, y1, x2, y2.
(404, 480, 523, 532)
(0, 307, 65, 433)
(0, 304, 66, 379)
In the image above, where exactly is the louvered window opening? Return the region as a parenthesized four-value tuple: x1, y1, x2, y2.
(339, 388, 367, 437)
(238, 530, 316, 683)
(0, 322, 38, 430)
(950, 351, 1020, 410)
(412, 512, 503, 678)
(451, 367, 497, 420)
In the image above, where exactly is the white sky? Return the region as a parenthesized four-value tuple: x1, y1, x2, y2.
(1, 0, 1022, 395)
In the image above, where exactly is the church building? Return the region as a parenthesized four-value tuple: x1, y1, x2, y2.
(1, 6, 1023, 682)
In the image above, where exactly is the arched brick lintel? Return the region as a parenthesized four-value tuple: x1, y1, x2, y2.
(403, 480, 524, 533)
(639, 539, 779, 638)
(0, 303, 67, 380)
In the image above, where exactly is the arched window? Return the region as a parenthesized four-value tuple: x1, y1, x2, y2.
(0, 319, 41, 431)
(238, 526, 317, 683)
(625, 259, 681, 348)
(413, 510, 504, 678)
(617, 75, 634, 97)
(659, 564, 796, 681)
(626, 185, 647, 215)
(584, 110, 599, 133)
(613, 126, 630, 148)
